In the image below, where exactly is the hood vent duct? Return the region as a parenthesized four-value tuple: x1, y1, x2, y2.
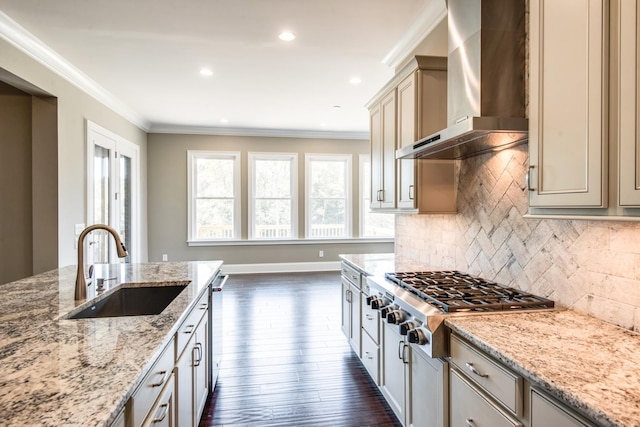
(397, 0, 527, 160)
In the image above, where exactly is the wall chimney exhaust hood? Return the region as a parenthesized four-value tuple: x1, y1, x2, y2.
(397, 0, 527, 160)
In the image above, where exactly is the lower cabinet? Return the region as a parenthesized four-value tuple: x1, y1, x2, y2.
(530, 388, 596, 427)
(121, 288, 211, 427)
(143, 374, 176, 427)
(127, 338, 176, 427)
(450, 369, 523, 427)
(176, 304, 209, 427)
(380, 321, 406, 423)
(408, 346, 447, 427)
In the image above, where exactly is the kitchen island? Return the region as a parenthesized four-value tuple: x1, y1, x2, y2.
(0, 261, 222, 426)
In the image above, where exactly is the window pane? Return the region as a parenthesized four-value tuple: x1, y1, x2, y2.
(311, 160, 345, 198)
(255, 199, 292, 238)
(255, 159, 291, 197)
(195, 199, 234, 239)
(310, 199, 345, 238)
(363, 210, 395, 237)
(196, 158, 234, 197)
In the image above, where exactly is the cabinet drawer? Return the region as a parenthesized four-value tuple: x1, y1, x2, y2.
(341, 262, 362, 289)
(176, 290, 208, 359)
(128, 338, 175, 427)
(450, 369, 523, 427)
(361, 329, 380, 385)
(450, 335, 523, 416)
(361, 297, 379, 344)
(531, 388, 595, 427)
(142, 373, 175, 427)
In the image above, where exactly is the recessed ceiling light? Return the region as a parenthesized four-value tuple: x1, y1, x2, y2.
(220, 118, 229, 124)
(279, 31, 296, 41)
(332, 105, 342, 109)
(349, 77, 362, 85)
(200, 68, 213, 76)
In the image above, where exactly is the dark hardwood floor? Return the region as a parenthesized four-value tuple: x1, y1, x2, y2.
(199, 271, 402, 427)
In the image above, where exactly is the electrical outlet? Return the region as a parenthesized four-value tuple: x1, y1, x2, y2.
(319, 250, 324, 258)
(162, 254, 168, 261)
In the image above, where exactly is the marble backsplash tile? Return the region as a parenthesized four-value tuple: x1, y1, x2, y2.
(395, 145, 640, 331)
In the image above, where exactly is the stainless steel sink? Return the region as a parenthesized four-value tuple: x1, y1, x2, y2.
(68, 285, 187, 319)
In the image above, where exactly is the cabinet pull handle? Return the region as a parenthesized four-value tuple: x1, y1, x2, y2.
(466, 362, 488, 378)
(365, 314, 373, 320)
(365, 351, 373, 360)
(351, 274, 358, 281)
(402, 343, 409, 364)
(346, 289, 352, 303)
(398, 340, 404, 360)
(409, 184, 414, 200)
(183, 324, 196, 335)
(199, 303, 207, 310)
(527, 165, 535, 191)
(465, 419, 477, 427)
(152, 404, 169, 423)
(151, 370, 170, 387)
(377, 189, 384, 201)
(194, 342, 203, 366)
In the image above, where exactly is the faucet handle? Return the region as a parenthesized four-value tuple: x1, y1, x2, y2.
(88, 264, 94, 279)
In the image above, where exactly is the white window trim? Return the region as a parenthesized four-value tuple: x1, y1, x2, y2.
(86, 120, 141, 263)
(248, 152, 299, 240)
(187, 150, 241, 242)
(305, 153, 353, 239)
(359, 154, 369, 238)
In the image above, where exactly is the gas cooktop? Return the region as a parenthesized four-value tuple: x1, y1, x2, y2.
(384, 271, 555, 313)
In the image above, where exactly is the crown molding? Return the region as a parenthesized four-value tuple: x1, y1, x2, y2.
(381, 0, 448, 70)
(149, 124, 369, 140)
(0, 11, 150, 131)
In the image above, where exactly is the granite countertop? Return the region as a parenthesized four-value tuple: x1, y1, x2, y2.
(339, 253, 427, 277)
(341, 253, 640, 427)
(0, 261, 222, 426)
(446, 311, 640, 427)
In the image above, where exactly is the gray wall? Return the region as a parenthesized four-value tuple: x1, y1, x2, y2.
(0, 38, 148, 269)
(0, 82, 33, 283)
(147, 133, 394, 265)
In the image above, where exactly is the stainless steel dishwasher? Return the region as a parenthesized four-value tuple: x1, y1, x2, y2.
(208, 270, 228, 391)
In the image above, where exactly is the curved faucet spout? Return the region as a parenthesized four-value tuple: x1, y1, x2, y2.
(75, 224, 128, 300)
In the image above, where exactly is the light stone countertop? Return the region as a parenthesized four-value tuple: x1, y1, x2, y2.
(446, 311, 640, 427)
(0, 261, 222, 426)
(340, 253, 640, 427)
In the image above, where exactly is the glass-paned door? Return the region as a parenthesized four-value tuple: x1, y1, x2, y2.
(87, 121, 139, 265)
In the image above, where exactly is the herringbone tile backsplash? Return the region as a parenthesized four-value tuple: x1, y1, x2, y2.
(395, 145, 640, 330)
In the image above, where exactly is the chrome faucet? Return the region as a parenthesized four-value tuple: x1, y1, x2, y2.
(75, 224, 128, 300)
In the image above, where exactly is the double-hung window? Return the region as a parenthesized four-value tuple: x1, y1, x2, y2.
(305, 154, 352, 239)
(187, 151, 241, 241)
(248, 153, 298, 239)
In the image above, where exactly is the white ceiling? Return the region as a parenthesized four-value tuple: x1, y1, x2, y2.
(0, 0, 447, 138)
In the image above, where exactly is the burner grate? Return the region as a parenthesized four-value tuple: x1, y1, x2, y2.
(385, 271, 554, 313)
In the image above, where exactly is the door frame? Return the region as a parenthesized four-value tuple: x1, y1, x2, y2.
(86, 120, 140, 263)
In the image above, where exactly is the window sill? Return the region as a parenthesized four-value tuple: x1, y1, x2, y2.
(187, 237, 394, 247)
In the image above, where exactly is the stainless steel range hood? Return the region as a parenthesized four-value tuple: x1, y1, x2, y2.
(397, 0, 527, 160)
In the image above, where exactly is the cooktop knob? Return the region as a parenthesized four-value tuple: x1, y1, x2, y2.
(399, 320, 417, 335)
(365, 295, 375, 306)
(386, 310, 406, 325)
(371, 298, 384, 309)
(379, 306, 394, 318)
(407, 329, 428, 345)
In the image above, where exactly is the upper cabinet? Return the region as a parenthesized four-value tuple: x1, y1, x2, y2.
(616, 0, 640, 207)
(529, 0, 640, 216)
(529, 0, 608, 208)
(367, 56, 456, 214)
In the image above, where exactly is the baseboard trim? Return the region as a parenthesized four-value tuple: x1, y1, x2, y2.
(222, 261, 341, 274)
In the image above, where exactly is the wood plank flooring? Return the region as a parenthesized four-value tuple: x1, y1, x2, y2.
(198, 271, 402, 427)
